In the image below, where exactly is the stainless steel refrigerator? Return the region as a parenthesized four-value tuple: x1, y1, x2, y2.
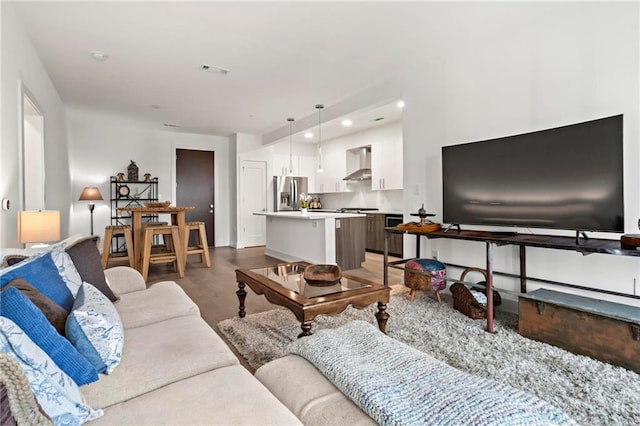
(273, 176, 308, 211)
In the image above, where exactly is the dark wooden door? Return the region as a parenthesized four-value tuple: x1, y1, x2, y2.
(176, 149, 214, 245)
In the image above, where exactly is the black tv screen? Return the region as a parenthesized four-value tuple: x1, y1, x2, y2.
(442, 115, 624, 233)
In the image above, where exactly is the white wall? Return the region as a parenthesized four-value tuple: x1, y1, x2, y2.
(1, 3, 72, 247)
(67, 108, 232, 246)
(402, 2, 640, 305)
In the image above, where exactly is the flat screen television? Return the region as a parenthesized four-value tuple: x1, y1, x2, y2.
(442, 115, 624, 233)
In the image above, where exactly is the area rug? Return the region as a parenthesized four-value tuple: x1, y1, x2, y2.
(218, 287, 640, 426)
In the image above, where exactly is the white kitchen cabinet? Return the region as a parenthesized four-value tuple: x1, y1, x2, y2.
(273, 154, 300, 176)
(314, 144, 349, 193)
(371, 134, 403, 191)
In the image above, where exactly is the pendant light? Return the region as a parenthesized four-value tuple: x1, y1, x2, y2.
(316, 104, 324, 172)
(287, 117, 295, 176)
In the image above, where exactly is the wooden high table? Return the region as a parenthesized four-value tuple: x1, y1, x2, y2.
(117, 206, 195, 273)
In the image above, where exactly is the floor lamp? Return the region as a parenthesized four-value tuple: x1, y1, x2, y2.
(79, 187, 103, 236)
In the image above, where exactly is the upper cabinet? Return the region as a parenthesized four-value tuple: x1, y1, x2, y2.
(371, 126, 403, 191)
(315, 144, 349, 193)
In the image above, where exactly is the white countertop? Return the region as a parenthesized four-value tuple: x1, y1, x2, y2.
(308, 209, 404, 215)
(254, 211, 365, 220)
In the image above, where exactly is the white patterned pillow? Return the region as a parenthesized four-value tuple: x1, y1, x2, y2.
(50, 242, 83, 297)
(0, 317, 103, 425)
(65, 282, 124, 374)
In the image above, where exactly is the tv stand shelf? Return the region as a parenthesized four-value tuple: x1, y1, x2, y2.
(383, 227, 640, 333)
(428, 229, 640, 257)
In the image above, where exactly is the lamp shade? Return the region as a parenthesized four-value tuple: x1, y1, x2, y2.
(79, 187, 103, 201)
(17, 210, 60, 243)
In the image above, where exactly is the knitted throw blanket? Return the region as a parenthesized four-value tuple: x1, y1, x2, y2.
(288, 321, 577, 426)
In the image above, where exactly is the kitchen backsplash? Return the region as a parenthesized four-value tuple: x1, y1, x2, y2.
(312, 182, 402, 211)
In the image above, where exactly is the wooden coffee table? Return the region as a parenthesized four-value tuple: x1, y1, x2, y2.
(235, 261, 390, 338)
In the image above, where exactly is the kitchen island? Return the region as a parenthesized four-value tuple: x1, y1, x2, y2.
(254, 211, 366, 270)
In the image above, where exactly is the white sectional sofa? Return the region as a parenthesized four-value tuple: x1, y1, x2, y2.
(83, 266, 302, 425)
(0, 241, 302, 426)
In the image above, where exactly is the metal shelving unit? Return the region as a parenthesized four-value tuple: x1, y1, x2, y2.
(109, 176, 159, 254)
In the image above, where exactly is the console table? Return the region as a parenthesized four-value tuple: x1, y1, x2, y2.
(384, 227, 640, 333)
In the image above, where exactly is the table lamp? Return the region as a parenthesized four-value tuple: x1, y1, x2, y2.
(18, 210, 60, 248)
(79, 186, 103, 236)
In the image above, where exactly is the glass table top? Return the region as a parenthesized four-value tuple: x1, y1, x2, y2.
(250, 263, 370, 298)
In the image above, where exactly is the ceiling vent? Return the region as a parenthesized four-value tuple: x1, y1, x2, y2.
(201, 64, 230, 75)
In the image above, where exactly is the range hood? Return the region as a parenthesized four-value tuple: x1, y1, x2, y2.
(343, 146, 372, 181)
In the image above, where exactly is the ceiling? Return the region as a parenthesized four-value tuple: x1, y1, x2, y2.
(9, 1, 554, 141)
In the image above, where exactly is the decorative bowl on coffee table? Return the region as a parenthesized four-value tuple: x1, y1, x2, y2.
(303, 264, 342, 286)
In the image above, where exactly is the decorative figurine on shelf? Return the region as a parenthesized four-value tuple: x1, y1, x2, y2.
(397, 204, 441, 233)
(127, 160, 139, 181)
(144, 173, 152, 182)
(412, 204, 436, 224)
(117, 172, 125, 182)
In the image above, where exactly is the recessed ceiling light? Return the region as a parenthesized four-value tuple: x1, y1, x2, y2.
(201, 64, 230, 75)
(397, 100, 405, 108)
(304, 132, 314, 139)
(90, 50, 109, 61)
(163, 123, 181, 128)
(341, 119, 353, 127)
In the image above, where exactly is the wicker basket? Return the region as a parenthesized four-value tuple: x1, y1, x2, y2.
(451, 268, 501, 319)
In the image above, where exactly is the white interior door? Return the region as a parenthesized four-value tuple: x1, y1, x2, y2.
(241, 160, 267, 247)
(23, 92, 45, 211)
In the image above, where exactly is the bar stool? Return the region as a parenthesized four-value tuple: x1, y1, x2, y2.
(184, 221, 211, 267)
(101, 225, 134, 269)
(140, 225, 185, 282)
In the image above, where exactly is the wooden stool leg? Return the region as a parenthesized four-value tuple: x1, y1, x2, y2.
(123, 228, 135, 269)
(101, 227, 114, 269)
(171, 226, 185, 278)
(141, 229, 154, 282)
(435, 291, 442, 304)
(198, 223, 211, 267)
(410, 289, 416, 302)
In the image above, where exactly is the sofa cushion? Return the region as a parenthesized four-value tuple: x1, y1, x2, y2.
(256, 354, 376, 426)
(2, 277, 68, 335)
(0, 250, 74, 311)
(89, 365, 301, 425)
(1, 287, 99, 386)
(65, 236, 118, 302)
(80, 315, 238, 408)
(1, 254, 28, 268)
(50, 242, 83, 297)
(114, 281, 200, 329)
(66, 283, 124, 374)
(0, 318, 103, 424)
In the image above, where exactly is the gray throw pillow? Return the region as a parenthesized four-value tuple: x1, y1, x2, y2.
(2, 277, 68, 335)
(65, 236, 118, 302)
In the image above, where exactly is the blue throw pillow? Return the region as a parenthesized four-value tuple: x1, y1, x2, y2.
(0, 250, 74, 311)
(1, 287, 99, 386)
(0, 317, 103, 424)
(66, 283, 124, 374)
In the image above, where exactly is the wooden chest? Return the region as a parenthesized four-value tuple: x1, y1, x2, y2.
(519, 289, 640, 373)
